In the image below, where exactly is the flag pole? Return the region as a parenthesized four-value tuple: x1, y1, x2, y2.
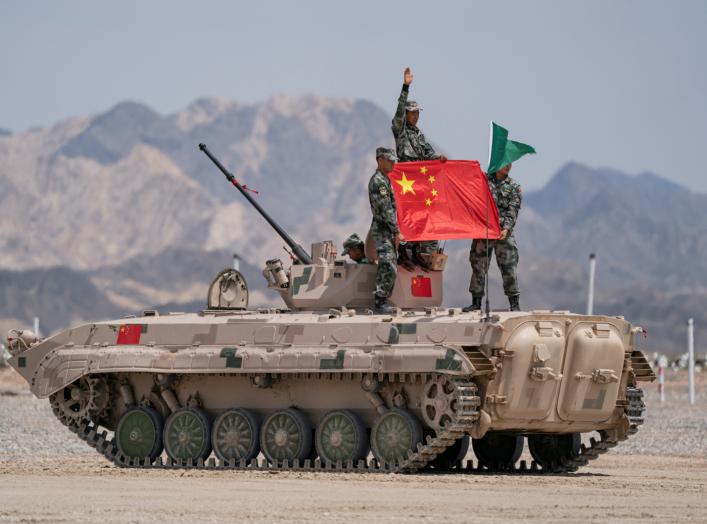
(484, 184, 491, 321)
(484, 121, 493, 321)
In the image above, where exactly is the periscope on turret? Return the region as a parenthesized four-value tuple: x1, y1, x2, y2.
(3, 144, 655, 473)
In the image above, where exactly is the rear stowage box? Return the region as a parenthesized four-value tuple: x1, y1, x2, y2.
(557, 322, 625, 422)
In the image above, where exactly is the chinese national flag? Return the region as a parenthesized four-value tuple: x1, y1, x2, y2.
(388, 160, 501, 241)
(116, 324, 143, 345)
(411, 276, 432, 297)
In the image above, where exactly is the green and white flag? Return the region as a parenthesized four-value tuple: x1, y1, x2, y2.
(487, 121, 536, 174)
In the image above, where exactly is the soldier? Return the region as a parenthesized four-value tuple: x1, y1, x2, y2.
(391, 67, 447, 259)
(342, 233, 369, 264)
(464, 162, 522, 312)
(369, 147, 404, 314)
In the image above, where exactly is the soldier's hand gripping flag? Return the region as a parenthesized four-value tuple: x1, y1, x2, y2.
(387, 160, 501, 241)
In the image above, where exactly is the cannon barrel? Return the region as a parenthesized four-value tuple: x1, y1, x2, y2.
(199, 143, 313, 265)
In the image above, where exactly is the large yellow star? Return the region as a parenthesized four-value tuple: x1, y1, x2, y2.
(425, 198, 433, 206)
(428, 175, 436, 183)
(395, 173, 416, 195)
(431, 189, 438, 197)
(420, 166, 428, 174)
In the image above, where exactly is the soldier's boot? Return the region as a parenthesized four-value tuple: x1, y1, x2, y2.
(508, 295, 520, 312)
(397, 244, 417, 271)
(462, 296, 483, 313)
(374, 296, 397, 315)
(411, 244, 431, 272)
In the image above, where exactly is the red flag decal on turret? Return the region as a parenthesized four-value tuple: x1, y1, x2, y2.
(117, 324, 143, 345)
(411, 276, 432, 297)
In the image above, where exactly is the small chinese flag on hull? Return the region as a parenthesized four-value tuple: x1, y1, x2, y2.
(388, 160, 501, 241)
(411, 276, 432, 297)
(117, 324, 143, 345)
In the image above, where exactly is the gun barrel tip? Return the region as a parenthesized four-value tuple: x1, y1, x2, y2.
(198, 143, 206, 150)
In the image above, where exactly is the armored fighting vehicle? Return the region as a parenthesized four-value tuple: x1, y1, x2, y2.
(5, 144, 655, 473)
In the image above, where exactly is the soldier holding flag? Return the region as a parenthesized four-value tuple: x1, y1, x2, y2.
(463, 122, 535, 312)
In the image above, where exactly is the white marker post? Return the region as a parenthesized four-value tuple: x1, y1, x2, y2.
(33, 316, 40, 338)
(587, 253, 596, 315)
(658, 355, 668, 403)
(233, 253, 241, 271)
(687, 318, 695, 405)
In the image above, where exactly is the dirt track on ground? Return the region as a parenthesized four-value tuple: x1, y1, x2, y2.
(1, 453, 705, 523)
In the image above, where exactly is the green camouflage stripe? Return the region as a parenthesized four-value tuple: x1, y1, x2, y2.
(435, 348, 462, 371)
(292, 267, 312, 295)
(320, 350, 346, 370)
(220, 347, 243, 368)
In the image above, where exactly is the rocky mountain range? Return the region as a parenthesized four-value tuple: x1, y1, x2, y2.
(1, 96, 705, 354)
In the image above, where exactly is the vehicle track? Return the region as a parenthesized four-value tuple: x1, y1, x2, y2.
(57, 384, 645, 475)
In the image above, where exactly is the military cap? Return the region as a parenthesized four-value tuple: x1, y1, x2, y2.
(375, 147, 398, 161)
(405, 100, 423, 112)
(342, 233, 364, 254)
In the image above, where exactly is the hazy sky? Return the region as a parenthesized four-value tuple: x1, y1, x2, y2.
(1, 0, 706, 191)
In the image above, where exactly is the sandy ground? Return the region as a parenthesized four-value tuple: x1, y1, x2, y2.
(0, 454, 705, 523)
(1, 367, 705, 523)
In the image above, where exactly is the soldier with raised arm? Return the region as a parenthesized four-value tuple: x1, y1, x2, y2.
(369, 147, 404, 314)
(391, 67, 447, 259)
(392, 67, 447, 164)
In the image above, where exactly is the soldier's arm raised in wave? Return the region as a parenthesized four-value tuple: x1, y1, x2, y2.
(392, 68, 412, 137)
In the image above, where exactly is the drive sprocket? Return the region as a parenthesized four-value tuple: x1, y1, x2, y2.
(421, 376, 465, 434)
(50, 375, 110, 425)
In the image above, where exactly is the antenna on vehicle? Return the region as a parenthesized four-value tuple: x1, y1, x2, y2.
(199, 143, 313, 265)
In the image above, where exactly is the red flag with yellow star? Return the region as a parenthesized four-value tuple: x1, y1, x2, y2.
(388, 160, 501, 241)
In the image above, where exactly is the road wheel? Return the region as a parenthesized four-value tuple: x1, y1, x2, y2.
(163, 407, 212, 462)
(211, 408, 259, 462)
(115, 406, 164, 462)
(472, 432, 523, 470)
(260, 408, 312, 463)
(315, 409, 368, 464)
(370, 408, 422, 465)
(528, 433, 581, 471)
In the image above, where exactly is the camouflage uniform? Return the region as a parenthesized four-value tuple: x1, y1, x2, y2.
(368, 167, 399, 300)
(391, 84, 439, 255)
(391, 85, 439, 163)
(469, 173, 522, 299)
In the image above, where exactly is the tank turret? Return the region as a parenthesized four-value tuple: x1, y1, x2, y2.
(200, 143, 443, 311)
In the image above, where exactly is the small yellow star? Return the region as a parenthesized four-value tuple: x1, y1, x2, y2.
(425, 198, 433, 206)
(395, 173, 416, 195)
(431, 189, 438, 197)
(420, 166, 428, 174)
(428, 175, 436, 183)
